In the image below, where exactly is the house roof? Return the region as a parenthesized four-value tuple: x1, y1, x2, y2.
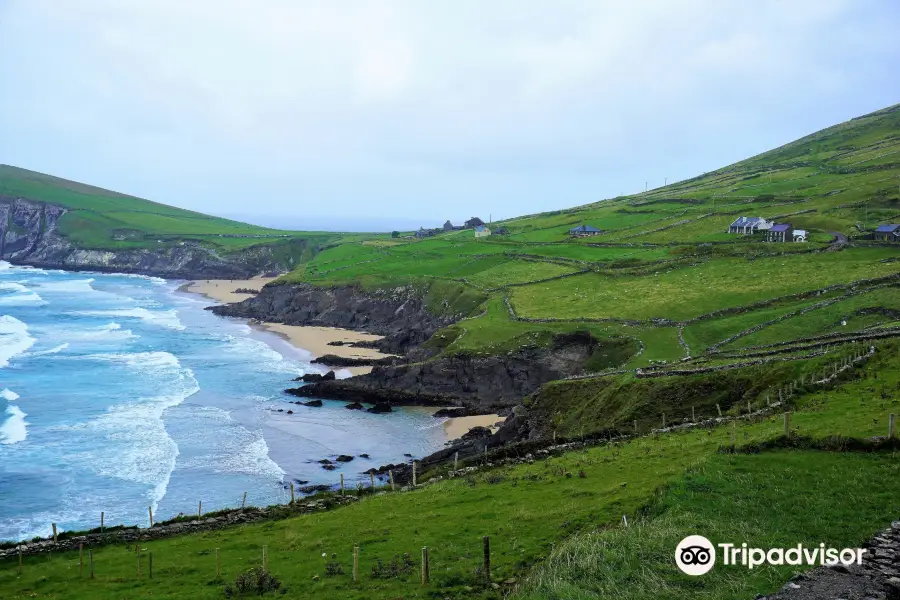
(770, 224, 792, 232)
(569, 224, 601, 233)
(875, 224, 900, 233)
(729, 216, 767, 227)
(793, 229, 807, 236)
(475, 225, 489, 232)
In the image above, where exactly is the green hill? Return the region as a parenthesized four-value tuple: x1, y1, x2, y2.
(2, 105, 899, 599)
(0, 164, 343, 252)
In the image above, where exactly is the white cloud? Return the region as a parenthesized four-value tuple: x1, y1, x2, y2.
(0, 0, 898, 222)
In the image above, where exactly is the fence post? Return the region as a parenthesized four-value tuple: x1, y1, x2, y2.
(52, 523, 57, 544)
(216, 548, 221, 578)
(691, 406, 695, 422)
(353, 544, 359, 582)
(482, 536, 491, 582)
(661, 413, 665, 428)
(18, 547, 22, 575)
(138, 548, 142, 578)
(100, 511, 104, 533)
(290, 483, 295, 505)
(148, 506, 153, 527)
(421, 546, 429, 584)
(716, 404, 722, 417)
(634, 419, 637, 433)
(263, 545, 268, 572)
(747, 400, 751, 414)
(412, 462, 417, 487)
(241, 492, 247, 510)
(79, 543, 84, 577)
(454, 452, 459, 471)
(198, 500, 202, 519)
(784, 412, 791, 436)
(389, 470, 395, 491)
(340, 474, 345, 495)
(370, 472, 375, 490)
(89, 549, 94, 579)
(149, 552, 153, 579)
(890, 413, 896, 439)
(622, 514, 628, 528)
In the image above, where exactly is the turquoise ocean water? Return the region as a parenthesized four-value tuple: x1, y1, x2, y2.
(0, 261, 446, 541)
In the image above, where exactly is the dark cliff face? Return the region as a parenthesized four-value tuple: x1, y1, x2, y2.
(295, 340, 596, 413)
(0, 198, 295, 278)
(211, 282, 457, 353)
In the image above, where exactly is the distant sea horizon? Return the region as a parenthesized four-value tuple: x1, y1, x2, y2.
(0, 261, 446, 542)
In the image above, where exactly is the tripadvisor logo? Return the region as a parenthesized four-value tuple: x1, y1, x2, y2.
(675, 535, 867, 576)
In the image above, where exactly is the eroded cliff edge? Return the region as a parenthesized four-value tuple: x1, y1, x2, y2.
(0, 198, 295, 278)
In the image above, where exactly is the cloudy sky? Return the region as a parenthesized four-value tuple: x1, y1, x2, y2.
(1, 1, 898, 230)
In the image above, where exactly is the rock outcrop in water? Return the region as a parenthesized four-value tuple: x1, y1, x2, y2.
(0, 198, 297, 278)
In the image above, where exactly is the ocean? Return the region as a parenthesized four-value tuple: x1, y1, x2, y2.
(0, 261, 447, 542)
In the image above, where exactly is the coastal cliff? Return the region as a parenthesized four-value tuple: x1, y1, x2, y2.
(0, 197, 296, 278)
(210, 282, 458, 354)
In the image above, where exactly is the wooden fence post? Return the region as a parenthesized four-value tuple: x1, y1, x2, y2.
(89, 550, 94, 579)
(421, 546, 429, 585)
(890, 413, 896, 439)
(52, 523, 57, 544)
(454, 452, 459, 471)
(482, 536, 491, 582)
(634, 419, 637, 433)
(412, 462, 417, 487)
(353, 544, 359, 582)
(661, 413, 665, 428)
(784, 412, 791, 436)
(100, 511, 104, 533)
(747, 400, 751, 414)
(148, 506, 153, 527)
(241, 492, 247, 510)
(716, 404, 722, 417)
(149, 552, 153, 579)
(216, 548, 221, 578)
(622, 514, 628, 528)
(340, 474, 345, 495)
(18, 547, 22, 575)
(370, 473, 375, 490)
(389, 470, 395, 491)
(198, 500, 202, 519)
(79, 543, 84, 577)
(692, 406, 695, 422)
(290, 483, 295, 505)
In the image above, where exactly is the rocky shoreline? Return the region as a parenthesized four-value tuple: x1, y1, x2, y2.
(0, 197, 297, 279)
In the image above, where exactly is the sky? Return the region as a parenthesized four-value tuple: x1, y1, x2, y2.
(1, 0, 899, 230)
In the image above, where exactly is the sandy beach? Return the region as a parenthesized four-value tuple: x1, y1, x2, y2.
(443, 414, 506, 440)
(183, 277, 276, 304)
(183, 278, 394, 376)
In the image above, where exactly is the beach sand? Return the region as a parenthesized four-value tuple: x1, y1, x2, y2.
(443, 414, 506, 440)
(183, 277, 276, 304)
(183, 278, 394, 376)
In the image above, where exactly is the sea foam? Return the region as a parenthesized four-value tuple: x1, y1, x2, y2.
(0, 315, 36, 368)
(0, 406, 28, 445)
(0, 389, 20, 401)
(0, 282, 46, 307)
(72, 308, 185, 330)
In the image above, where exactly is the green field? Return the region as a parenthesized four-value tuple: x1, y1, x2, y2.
(3, 105, 900, 599)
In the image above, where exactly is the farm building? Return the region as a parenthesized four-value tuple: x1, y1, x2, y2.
(728, 216, 773, 235)
(415, 227, 440, 239)
(767, 223, 793, 243)
(568, 224, 602, 237)
(874, 224, 900, 241)
(793, 229, 808, 242)
(474, 225, 491, 239)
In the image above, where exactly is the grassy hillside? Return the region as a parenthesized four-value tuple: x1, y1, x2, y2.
(0, 165, 353, 252)
(2, 339, 897, 599)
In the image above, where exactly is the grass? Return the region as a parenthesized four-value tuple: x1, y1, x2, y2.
(510, 248, 900, 322)
(3, 342, 898, 598)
